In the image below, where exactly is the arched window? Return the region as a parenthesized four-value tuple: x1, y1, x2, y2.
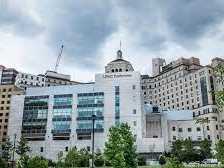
(115, 69, 118, 72)
(119, 69, 122, 72)
(126, 69, 128, 72)
(112, 69, 114, 72)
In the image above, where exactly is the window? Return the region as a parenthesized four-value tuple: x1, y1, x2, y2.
(188, 128, 192, 132)
(2, 95, 5, 98)
(207, 135, 210, 140)
(40, 147, 43, 152)
(65, 146, 68, 152)
(87, 146, 90, 151)
(216, 125, 218, 130)
(133, 121, 137, 126)
(207, 126, 210, 131)
(172, 127, 176, 131)
(173, 136, 176, 140)
(132, 85, 136, 90)
(178, 128, 183, 132)
(197, 127, 201, 131)
(133, 109, 136, 114)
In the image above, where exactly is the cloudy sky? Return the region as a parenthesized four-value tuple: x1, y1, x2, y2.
(0, 0, 224, 82)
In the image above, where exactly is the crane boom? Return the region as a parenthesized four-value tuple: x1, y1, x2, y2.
(54, 45, 64, 72)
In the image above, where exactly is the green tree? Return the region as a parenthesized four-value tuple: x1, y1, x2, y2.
(214, 64, 224, 108)
(171, 140, 183, 161)
(94, 152, 105, 167)
(27, 156, 48, 168)
(215, 139, 224, 164)
(1, 137, 13, 162)
(171, 139, 201, 163)
(78, 148, 90, 167)
(16, 136, 30, 156)
(0, 157, 7, 168)
(64, 147, 79, 167)
(199, 139, 212, 160)
(104, 123, 137, 168)
(16, 136, 30, 168)
(159, 155, 166, 165)
(164, 156, 184, 168)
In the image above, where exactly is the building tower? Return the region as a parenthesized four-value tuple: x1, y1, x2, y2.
(105, 49, 134, 73)
(152, 58, 166, 76)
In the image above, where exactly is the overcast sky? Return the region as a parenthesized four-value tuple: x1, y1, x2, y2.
(0, 0, 224, 82)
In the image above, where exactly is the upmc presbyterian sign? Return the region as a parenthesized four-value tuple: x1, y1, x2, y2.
(103, 74, 132, 78)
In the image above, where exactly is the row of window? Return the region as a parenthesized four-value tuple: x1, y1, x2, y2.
(0, 88, 12, 92)
(172, 125, 219, 132)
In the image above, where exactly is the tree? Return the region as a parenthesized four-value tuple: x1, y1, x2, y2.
(214, 64, 224, 109)
(171, 139, 201, 163)
(159, 155, 166, 165)
(1, 137, 13, 162)
(16, 136, 30, 156)
(64, 147, 79, 167)
(16, 136, 30, 168)
(27, 156, 48, 168)
(171, 140, 183, 161)
(164, 156, 184, 168)
(199, 139, 212, 160)
(215, 139, 224, 164)
(94, 151, 105, 167)
(137, 156, 146, 166)
(0, 157, 7, 168)
(104, 123, 137, 168)
(78, 148, 90, 167)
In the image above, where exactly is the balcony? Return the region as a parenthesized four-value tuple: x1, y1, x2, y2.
(52, 129, 71, 140)
(76, 128, 104, 133)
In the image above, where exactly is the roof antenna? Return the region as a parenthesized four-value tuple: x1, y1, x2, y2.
(117, 41, 123, 59)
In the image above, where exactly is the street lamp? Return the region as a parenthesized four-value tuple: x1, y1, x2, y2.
(91, 114, 96, 168)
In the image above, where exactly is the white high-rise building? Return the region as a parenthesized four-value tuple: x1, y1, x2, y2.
(7, 50, 224, 161)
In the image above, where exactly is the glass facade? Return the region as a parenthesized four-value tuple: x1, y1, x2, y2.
(115, 86, 120, 125)
(22, 96, 49, 141)
(52, 94, 72, 140)
(200, 77, 208, 106)
(77, 92, 104, 134)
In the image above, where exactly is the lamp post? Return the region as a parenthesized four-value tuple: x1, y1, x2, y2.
(92, 114, 96, 168)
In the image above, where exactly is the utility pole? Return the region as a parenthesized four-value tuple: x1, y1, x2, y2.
(12, 133, 16, 168)
(91, 114, 96, 168)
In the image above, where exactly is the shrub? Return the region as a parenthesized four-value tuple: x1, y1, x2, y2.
(94, 152, 105, 167)
(164, 156, 184, 168)
(0, 157, 7, 168)
(159, 155, 166, 165)
(27, 156, 48, 168)
(137, 156, 146, 166)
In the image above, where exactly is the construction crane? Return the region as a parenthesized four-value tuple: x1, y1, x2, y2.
(54, 45, 64, 72)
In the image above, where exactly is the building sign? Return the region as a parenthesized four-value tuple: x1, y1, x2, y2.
(103, 74, 132, 78)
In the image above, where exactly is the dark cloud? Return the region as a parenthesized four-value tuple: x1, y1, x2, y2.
(114, 0, 167, 51)
(0, 2, 44, 36)
(164, 0, 224, 48)
(37, 1, 118, 69)
(1, 0, 224, 71)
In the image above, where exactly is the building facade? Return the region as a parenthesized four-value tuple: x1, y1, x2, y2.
(0, 85, 24, 142)
(6, 50, 224, 161)
(142, 57, 224, 143)
(1, 68, 18, 85)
